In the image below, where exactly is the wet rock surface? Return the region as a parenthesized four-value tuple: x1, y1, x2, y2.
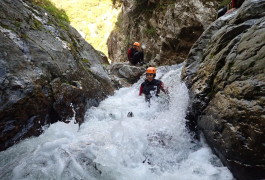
(0, 0, 115, 151)
(182, 0, 265, 179)
(107, 0, 217, 66)
(109, 62, 146, 85)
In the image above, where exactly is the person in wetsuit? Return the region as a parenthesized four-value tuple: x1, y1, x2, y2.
(127, 67, 167, 117)
(139, 67, 168, 102)
(127, 42, 145, 65)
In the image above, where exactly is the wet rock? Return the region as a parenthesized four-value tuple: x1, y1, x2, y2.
(109, 62, 145, 84)
(0, 0, 115, 151)
(182, 0, 265, 179)
(107, 0, 217, 66)
(97, 50, 110, 65)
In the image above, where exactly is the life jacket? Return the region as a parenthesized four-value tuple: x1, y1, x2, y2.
(140, 79, 162, 97)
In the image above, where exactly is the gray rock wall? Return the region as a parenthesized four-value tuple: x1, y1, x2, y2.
(107, 0, 217, 65)
(0, 0, 115, 151)
(182, 0, 265, 179)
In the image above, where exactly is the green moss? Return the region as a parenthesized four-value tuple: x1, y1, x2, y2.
(68, 39, 78, 54)
(81, 58, 91, 68)
(209, 53, 215, 60)
(81, 58, 90, 64)
(30, 0, 69, 30)
(0, 23, 11, 30)
(20, 33, 29, 39)
(14, 21, 22, 28)
(32, 19, 43, 30)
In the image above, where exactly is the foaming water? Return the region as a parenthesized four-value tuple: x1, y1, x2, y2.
(0, 65, 233, 180)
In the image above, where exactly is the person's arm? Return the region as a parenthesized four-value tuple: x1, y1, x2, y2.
(231, 0, 236, 8)
(139, 85, 143, 96)
(127, 48, 132, 61)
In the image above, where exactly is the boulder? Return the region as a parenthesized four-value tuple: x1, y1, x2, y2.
(109, 62, 146, 84)
(182, 0, 265, 179)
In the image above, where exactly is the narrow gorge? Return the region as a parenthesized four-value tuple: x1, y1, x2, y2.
(0, 0, 264, 180)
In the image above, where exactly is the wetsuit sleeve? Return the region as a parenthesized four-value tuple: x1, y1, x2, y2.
(139, 84, 143, 96)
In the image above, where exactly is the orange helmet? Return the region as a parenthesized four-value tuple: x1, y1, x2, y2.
(133, 42, 141, 47)
(146, 67, 156, 74)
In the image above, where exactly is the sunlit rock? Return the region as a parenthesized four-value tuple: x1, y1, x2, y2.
(107, 0, 217, 66)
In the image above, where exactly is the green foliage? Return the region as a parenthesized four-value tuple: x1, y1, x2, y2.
(219, 0, 231, 7)
(131, 0, 176, 15)
(111, 0, 122, 6)
(144, 27, 157, 37)
(115, 14, 123, 29)
(48, 0, 120, 57)
(30, 0, 70, 29)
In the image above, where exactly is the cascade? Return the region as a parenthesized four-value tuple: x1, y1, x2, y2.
(0, 64, 233, 180)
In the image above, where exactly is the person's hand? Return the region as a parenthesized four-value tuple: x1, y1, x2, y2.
(164, 89, 169, 94)
(225, 8, 236, 14)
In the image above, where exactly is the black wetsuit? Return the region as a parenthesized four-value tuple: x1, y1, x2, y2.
(139, 79, 164, 101)
(127, 47, 144, 65)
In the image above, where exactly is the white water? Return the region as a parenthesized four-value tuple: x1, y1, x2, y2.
(0, 65, 233, 180)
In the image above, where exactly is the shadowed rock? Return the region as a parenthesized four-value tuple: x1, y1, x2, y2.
(0, 0, 115, 151)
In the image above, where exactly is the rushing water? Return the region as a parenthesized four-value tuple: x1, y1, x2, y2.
(0, 65, 233, 180)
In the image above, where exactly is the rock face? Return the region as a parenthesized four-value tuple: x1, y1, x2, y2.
(0, 0, 115, 151)
(107, 0, 217, 65)
(182, 0, 265, 179)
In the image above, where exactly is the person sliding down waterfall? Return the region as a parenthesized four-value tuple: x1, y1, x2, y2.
(139, 67, 168, 103)
(127, 67, 168, 117)
(127, 42, 145, 66)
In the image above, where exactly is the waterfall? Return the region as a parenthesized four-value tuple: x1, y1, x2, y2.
(0, 64, 233, 180)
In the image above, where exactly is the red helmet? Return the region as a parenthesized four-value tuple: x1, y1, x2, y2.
(146, 67, 156, 74)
